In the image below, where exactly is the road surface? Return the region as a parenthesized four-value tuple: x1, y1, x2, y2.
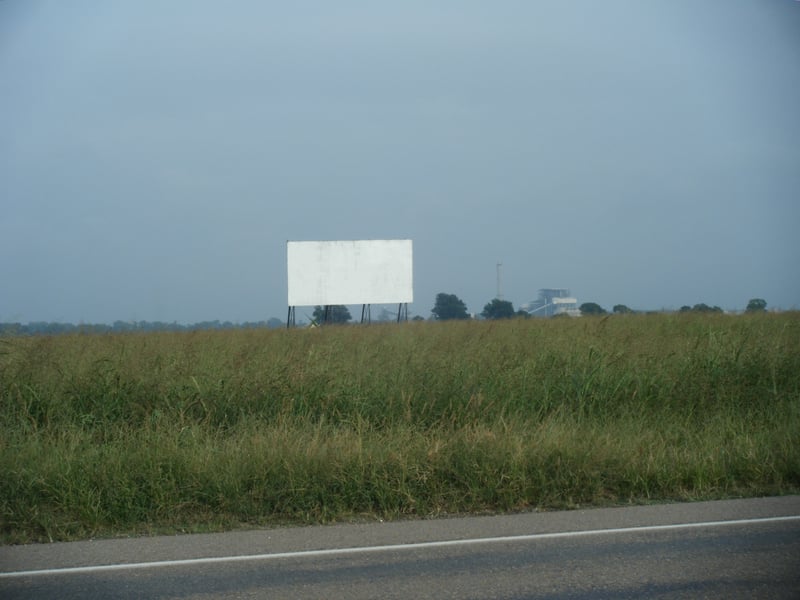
(2, 495, 799, 599)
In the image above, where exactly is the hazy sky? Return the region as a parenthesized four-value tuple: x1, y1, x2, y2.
(2, 1, 799, 323)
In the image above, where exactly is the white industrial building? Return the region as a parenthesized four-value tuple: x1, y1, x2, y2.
(521, 288, 581, 317)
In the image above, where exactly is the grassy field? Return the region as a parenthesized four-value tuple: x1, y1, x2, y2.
(1, 312, 798, 543)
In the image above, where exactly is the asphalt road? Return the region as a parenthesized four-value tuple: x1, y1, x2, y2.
(2, 496, 799, 599)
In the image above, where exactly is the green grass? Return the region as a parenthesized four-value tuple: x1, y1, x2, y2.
(1, 312, 798, 543)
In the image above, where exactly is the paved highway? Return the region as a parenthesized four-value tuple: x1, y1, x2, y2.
(2, 496, 798, 599)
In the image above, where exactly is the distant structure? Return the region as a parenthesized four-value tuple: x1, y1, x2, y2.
(496, 262, 503, 300)
(521, 288, 581, 317)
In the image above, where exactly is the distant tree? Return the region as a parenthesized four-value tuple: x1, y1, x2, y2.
(312, 305, 352, 324)
(679, 305, 692, 313)
(612, 304, 634, 314)
(412, 315, 425, 321)
(746, 298, 767, 313)
(0, 322, 22, 335)
(515, 309, 530, 319)
(481, 298, 515, 320)
(432, 293, 469, 320)
(112, 320, 134, 332)
(579, 302, 607, 316)
(266, 317, 283, 329)
(691, 303, 723, 314)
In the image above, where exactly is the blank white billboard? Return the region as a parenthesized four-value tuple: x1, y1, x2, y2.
(287, 240, 413, 306)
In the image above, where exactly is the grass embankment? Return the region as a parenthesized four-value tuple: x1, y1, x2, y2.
(1, 313, 798, 543)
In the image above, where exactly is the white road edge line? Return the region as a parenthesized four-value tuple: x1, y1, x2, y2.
(2, 514, 799, 579)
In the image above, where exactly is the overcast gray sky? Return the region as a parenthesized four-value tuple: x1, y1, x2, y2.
(2, 1, 798, 324)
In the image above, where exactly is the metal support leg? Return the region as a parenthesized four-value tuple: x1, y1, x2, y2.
(397, 303, 408, 323)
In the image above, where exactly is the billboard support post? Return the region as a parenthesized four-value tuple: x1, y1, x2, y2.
(397, 303, 408, 323)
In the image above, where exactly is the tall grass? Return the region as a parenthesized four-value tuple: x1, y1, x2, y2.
(1, 313, 798, 543)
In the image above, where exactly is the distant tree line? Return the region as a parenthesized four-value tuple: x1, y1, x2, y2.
(430, 293, 772, 320)
(679, 303, 723, 314)
(0, 319, 285, 336)
(1, 298, 771, 336)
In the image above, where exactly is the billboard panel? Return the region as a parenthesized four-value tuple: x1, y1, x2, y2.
(287, 240, 413, 306)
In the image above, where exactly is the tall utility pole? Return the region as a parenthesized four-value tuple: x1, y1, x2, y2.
(496, 262, 503, 300)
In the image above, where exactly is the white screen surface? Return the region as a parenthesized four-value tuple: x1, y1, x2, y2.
(287, 240, 413, 306)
